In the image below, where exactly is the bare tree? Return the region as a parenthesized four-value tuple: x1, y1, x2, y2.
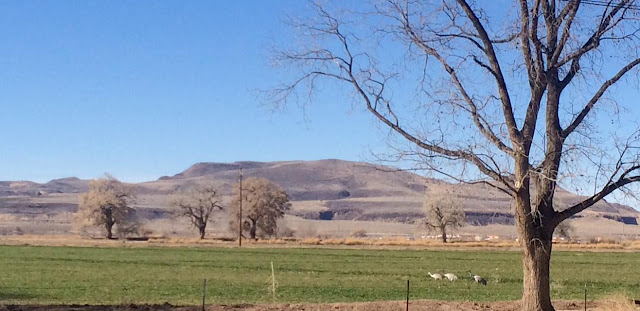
(170, 183, 224, 239)
(229, 177, 291, 240)
(270, 1, 640, 310)
(422, 195, 465, 243)
(76, 174, 137, 239)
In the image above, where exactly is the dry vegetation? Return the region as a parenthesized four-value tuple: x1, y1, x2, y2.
(4, 234, 640, 252)
(596, 294, 640, 311)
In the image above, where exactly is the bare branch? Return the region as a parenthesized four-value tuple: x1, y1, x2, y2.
(455, 0, 521, 143)
(562, 57, 640, 139)
(558, 168, 640, 220)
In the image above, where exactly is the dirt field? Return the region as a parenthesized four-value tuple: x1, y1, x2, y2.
(0, 300, 625, 311)
(3, 234, 640, 252)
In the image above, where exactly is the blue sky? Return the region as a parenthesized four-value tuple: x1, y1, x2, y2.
(0, 1, 381, 182)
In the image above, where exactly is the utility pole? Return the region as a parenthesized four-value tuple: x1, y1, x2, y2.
(238, 168, 243, 247)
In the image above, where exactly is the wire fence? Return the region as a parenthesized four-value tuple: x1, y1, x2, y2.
(0, 276, 633, 307)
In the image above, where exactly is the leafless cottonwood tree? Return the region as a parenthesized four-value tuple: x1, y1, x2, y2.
(170, 183, 224, 239)
(229, 177, 291, 240)
(422, 195, 465, 243)
(77, 174, 137, 239)
(270, 1, 640, 310)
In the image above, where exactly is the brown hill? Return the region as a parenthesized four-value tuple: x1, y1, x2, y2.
(0, 177, 88, 197)
(0, 159, 637, 233)
(139, 159, 638, 225)
(151, 159, 429, 199)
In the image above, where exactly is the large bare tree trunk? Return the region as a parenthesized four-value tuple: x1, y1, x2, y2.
(516, 191, 555, 311)
(440, 226, 447, 243)
(521, 235, 554, 311)
(513, 157, 556, 311)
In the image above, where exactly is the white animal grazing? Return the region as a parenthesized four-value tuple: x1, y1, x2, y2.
(443, 272, 458, 281)
(468, 271, 487, 285)
(428, 272, 443, 280)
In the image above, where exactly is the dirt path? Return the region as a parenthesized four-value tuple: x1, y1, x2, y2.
(0, 300, 619, 311)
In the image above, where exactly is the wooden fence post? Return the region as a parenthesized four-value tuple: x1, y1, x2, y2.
(202, 279, 207, 311)
(406, 279, 410, 311)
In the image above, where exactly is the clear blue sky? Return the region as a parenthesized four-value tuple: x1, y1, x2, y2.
(0, 1, 381, 182)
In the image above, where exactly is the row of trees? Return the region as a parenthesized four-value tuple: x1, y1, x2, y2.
(77, 175, 573, 244)
(77, 174, 473, 243)
(76, 175, 291, 240)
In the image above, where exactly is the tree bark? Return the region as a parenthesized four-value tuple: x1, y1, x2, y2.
(521, 236, 554, 311)
(517, 196, 555, 311)
(199, 224, 206, 240)
(512, 153, 555, 311)
(249, 219, 257, 240)
(105, 222, 113, 240)
(104, 208, 115, 240)
(440, 226, 447, 243)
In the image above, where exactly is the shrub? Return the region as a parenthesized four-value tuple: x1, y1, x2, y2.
(278, 227, 296, 238)
(140, 228, 154, 237)
(351, 229, 367, 238)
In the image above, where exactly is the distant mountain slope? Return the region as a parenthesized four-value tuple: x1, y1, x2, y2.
(147, 159, 431, 200)
(143, 159, 639, 223)
(0, 177, 89, 196)
(1, 159, 637, 225)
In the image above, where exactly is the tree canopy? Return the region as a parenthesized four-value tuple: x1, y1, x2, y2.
(76, 175, 137, 239)
(229, 177, 291, 240)
(422, 194, 465, 243)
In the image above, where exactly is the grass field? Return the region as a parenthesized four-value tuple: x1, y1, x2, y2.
(0, 245, 638, 305)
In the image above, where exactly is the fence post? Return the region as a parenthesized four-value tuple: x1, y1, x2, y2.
(406, 279, 410, 311)
(584, 283, 587, 311)
(271, 261, 276, 302)
(202, 279, 207, 311)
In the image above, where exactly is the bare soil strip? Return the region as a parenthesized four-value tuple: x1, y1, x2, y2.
(0, 300, 616, 311)
(3, 235, 640, 252)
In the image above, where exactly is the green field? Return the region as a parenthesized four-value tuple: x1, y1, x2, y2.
(0, 245, 638, 305)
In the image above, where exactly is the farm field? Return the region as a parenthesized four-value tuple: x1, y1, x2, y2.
(0, 245, 638, 306)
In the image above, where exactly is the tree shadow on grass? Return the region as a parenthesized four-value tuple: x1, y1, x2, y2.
(0, 290, 39, 303)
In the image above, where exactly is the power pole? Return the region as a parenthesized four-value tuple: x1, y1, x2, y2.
(238, 168, 243, 247)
